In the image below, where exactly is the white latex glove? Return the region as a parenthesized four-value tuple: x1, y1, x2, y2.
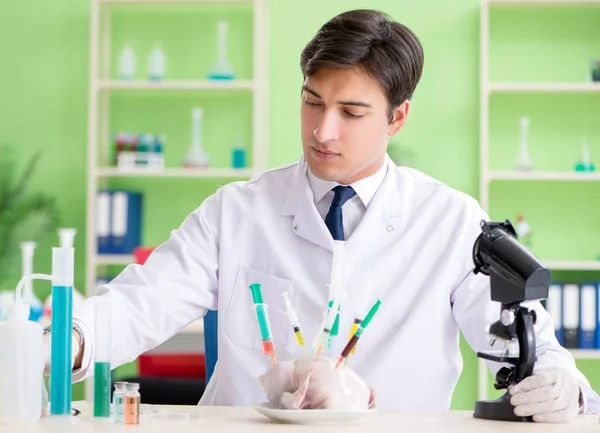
(509, 367, 581, 423)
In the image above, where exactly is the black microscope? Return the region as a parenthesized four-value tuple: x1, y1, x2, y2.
(471, 219, 552, 422)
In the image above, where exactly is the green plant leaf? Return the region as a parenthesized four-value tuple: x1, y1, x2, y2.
(0, 145, 17, 214)
(0, 149, 59, 288)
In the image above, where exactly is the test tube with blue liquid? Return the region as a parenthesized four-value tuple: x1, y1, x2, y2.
(94, 300, 111, 418)
(50, 247, 74, 416)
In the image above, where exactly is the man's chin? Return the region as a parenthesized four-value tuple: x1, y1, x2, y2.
(306, 162, 336, 180)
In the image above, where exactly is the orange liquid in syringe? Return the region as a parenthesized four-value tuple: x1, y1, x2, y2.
(262, 340, 276, 365)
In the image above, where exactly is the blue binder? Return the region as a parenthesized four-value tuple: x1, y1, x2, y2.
(96, 190, 112, 254)
(96, 190, 143, 255)
(578, 282, 597, 349)
(562, 283, 579, 349)
(109, 190, 143, 254)
(547, 283, 563, 346)
(596, 281, 600, 349)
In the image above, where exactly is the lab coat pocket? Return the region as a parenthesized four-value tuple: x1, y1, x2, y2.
(224, 267, 295, 353)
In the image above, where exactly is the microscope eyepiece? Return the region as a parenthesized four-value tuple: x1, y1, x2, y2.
(472, 219, 550, 304)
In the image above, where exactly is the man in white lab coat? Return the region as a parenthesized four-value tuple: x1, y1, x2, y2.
(46, 9, 599, 421)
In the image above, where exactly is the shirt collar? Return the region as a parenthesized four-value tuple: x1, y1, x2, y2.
(306, 156, 389, 208)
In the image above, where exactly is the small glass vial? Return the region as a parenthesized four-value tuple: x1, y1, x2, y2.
(112, 381, 128, 422)
(123, 383, 141, 425)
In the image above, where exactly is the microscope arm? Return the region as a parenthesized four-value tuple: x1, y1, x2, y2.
(514, 307, 536, 383)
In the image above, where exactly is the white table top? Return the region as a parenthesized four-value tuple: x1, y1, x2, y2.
(1, 404, 598, 432)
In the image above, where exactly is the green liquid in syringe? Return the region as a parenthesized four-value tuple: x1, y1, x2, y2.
(93, 362, 111, 417)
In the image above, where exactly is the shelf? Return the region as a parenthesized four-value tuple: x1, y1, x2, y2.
(97, 80, 255, 91)
(570, 349, 600, 359)
(488, 171, 600, 181)
(96, 254, 135, 265)
(489, 82, 600, 93)
(487, 0, 600, 6)
(543, 261, 600, 271)
(96, 167, 255, 178)
(180, 319, 204, 335)
(99, 0, 253, 4)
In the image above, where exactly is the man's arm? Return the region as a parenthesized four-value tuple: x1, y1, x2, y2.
(451, 260, 600, 417)
(63, 191, 222, 382)
(448, 201, 600, 420)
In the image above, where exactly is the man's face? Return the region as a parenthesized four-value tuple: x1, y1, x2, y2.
(300, 67, 408, 184)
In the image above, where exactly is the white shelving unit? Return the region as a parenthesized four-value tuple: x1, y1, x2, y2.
(85, 0, 268, 401)
(488, 171, 600, 181)
(569, 350, 600, 360)
(489, 82, 600, 93)
(96, 167, 255, 178)
(97, 79, 256, 90)
(478, 0, 600, 401)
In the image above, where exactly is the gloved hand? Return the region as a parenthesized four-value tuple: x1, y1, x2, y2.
(509, 367, 581, 423)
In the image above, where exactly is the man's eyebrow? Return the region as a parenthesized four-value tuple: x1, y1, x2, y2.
(302, 85, 321, 99)
(336, 99, 372, 108)
(302, 85, 372, 108)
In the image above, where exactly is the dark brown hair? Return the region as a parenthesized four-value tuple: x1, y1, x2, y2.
(300, 9, 424, 122)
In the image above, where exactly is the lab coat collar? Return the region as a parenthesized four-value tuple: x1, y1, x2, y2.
(282, 155, 402, 251)
(306, 157, 388, 209)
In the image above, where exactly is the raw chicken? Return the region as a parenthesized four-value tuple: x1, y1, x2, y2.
(258, 360, 296, 407)
(258, 355, 375, 410)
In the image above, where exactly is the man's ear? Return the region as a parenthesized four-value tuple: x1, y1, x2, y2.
(388, 100, 410, 137)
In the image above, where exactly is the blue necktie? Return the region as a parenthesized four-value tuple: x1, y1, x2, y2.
(325, 186, 356, 241)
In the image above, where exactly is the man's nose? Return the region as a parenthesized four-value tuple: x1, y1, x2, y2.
(313, 110, 340, 143)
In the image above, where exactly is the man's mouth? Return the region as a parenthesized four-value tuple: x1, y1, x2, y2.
(312, 147, 340, 159)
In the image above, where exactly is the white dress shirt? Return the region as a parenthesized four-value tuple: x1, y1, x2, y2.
(306, 159, 388, 240)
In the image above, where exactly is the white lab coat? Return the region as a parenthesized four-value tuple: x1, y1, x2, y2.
(73, 155, 600, 412)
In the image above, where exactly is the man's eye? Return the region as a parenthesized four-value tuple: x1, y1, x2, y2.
(344, 111, 363, 119)
(304, 100, 321, 106)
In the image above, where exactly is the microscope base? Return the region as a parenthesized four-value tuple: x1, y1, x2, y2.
(473, 392, 533, 422)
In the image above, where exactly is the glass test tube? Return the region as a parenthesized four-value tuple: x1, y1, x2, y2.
(50, 247, 74, 416)
(94, 300, 111, 418)
(124, 383, 141, 425)
(112, 382, 128, 422)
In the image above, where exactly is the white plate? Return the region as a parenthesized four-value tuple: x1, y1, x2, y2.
(252, 403, 376, 424)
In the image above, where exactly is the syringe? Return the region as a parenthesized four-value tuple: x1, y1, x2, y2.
(328, 300, 341, 350)
(346, 272, 376, 359)
(325, 240, 345, 351)
(249, 283, 276, 365)
(335, 298, 382, 369)
(282, 291, 306, 353)
(313, 291, 344, 357)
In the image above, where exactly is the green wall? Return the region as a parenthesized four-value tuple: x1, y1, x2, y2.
(1, 0, 599, 409)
